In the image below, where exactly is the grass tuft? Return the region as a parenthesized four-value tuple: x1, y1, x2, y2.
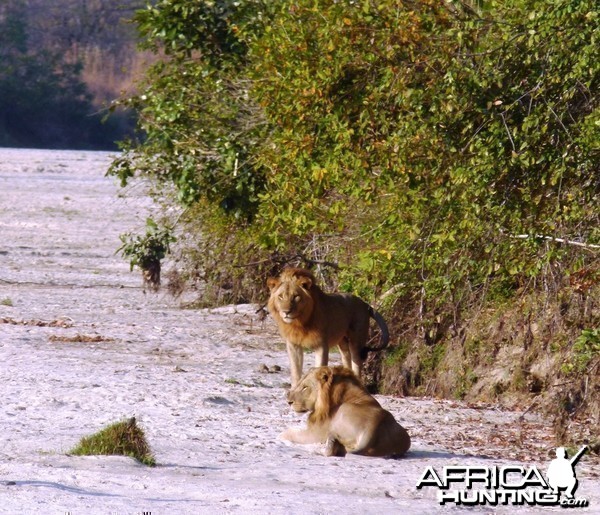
(70, 417, 156, 466)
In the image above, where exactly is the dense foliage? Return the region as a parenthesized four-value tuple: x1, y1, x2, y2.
(112, 0, 599, 430)
(114, 0, 598, 299)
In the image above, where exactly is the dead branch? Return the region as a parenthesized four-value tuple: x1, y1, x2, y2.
(503, 232, 600, 251)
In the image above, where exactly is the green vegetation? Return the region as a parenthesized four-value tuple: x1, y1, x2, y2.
(563, 329, 600, 374)
(118, 218, 176, 290)
(118, 218, 175, 271)
(111, 0, 598, 301)
(70, 417, 156, 466)
(110, 0, 599, 438)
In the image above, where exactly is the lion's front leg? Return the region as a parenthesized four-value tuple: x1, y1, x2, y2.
(286, 341, 304, 387)
(280, 427, 323, 445)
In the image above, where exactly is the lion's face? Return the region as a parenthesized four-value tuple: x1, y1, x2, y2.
(268, 273, 314, 325)
(286, 368, 322, 413)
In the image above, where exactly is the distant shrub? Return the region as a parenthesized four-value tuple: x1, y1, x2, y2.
(117, 218, 176, 291)
(0, 0, 138, 150)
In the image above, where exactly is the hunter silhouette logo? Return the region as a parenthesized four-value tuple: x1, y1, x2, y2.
(546, 446, 588, 499)
(416, 445, 590, 508)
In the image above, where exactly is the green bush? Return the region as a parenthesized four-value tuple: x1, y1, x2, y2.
(118, 218, 176, 290)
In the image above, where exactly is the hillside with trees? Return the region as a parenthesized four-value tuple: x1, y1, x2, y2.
(0, 0, 147, 149)
(110, 0, 599, 445)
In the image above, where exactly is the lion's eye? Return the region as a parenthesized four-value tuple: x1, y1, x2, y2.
(302, 386, 308, 391)
(278, 294, 284, 300)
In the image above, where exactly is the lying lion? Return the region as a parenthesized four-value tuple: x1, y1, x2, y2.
(281, 366, 411, 458)
(267, 268, 389, 387)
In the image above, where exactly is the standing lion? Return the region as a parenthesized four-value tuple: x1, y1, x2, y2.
(267, 267, 389, 387)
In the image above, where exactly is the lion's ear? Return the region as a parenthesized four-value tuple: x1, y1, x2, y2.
(317, 367, 333, 386)
(297, 275, 312, 291)
(267, 277, 280, 292)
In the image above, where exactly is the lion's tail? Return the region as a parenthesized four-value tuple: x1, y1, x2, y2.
(362, 307, 390, 359)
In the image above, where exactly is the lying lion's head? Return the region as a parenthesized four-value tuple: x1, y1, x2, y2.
(287, 366, 364, 422)
(286, 366, 327, 413)
(267, 268, 315, 325)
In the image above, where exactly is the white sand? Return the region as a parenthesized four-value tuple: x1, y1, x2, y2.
(0, 148, 598, 514)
